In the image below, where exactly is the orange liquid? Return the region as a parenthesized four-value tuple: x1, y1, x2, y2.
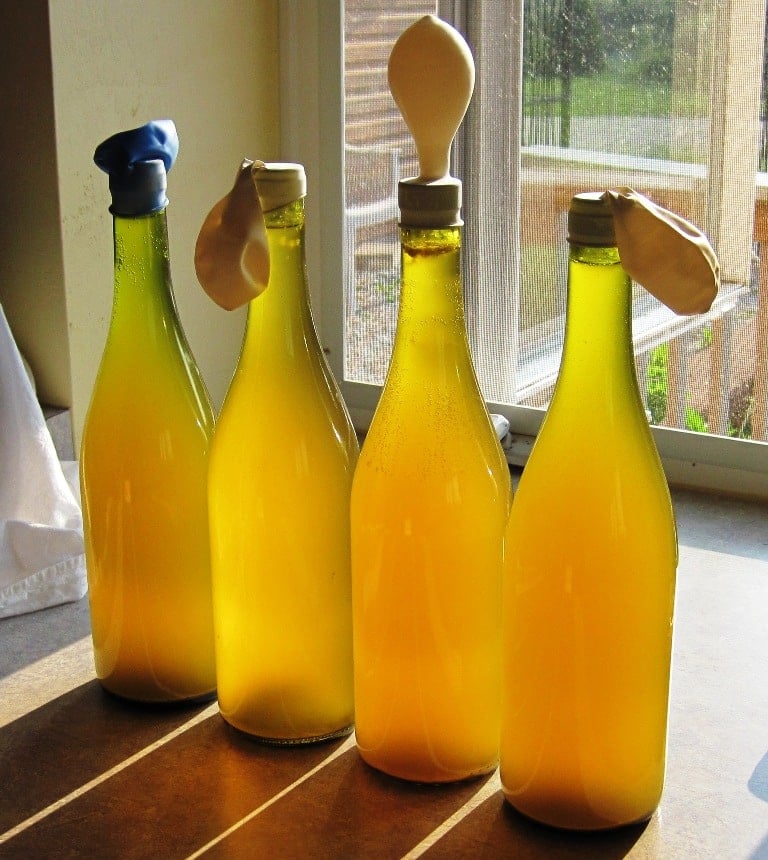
(351, 228, 511, 782)
(500, 250, 677, 828)
(80, 212, 215, 703)
(208, 203, 358, 741)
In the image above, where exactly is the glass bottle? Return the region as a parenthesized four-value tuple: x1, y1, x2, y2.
(208, 163, 359, 743)
(351, 180, 511, 782)
(500, 192, 677, 829)
(81, 121, 216, 703)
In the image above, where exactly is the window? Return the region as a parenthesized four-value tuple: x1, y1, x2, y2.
(280, 0, 768, 500)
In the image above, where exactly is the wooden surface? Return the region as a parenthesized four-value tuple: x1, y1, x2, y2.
(1, 487, 767, 859)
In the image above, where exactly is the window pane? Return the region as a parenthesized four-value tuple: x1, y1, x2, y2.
(343, 0, 768, 445)
(343, 1, 437, 385)
(518, 0, 765, 442)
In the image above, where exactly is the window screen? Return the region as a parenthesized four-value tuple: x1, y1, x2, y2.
(343, 0, 767, 445)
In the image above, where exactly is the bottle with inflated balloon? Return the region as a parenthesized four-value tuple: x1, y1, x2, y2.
(350, 16, 511, 783)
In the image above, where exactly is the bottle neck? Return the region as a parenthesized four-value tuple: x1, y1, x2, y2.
(393, 225, 469, 354)
(557, 243, 637, 393)
(378, 225, 483, 402)
(242, 199, 316, 358)
(111, 207, 179, 328)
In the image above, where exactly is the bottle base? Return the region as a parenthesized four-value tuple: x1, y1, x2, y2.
(502, 794, 655, 833)
(358, 751, 497, 785)
(99, 682, 217, 707)
(223, 718, 354, 746)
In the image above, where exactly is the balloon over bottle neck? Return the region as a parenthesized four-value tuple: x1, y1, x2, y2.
(568, 189, 720, 316)
(251, 161, 306, 212)
(388, 16, 474, 227)
(94, 119, 179, 216)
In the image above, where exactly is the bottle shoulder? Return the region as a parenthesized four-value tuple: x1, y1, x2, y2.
(214, 366, 356, 455)
(511, 412, 674, 536)
(85, 347, 212, 429)
(358, 398, 509, 490)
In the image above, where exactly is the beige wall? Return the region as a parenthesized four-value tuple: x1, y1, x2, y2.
(2, 0, 280, 445)
(0, 2, 71, 408)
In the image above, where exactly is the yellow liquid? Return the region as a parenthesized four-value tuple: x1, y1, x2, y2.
(351, 228, 511, 782)
(209, 203, 358, 742)
(500, 249, 677, 829)
(80, 211, 216, 703)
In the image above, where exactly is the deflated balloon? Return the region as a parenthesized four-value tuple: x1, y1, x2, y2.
(195, 159, 269, 311)
(605, 187, 719, 316)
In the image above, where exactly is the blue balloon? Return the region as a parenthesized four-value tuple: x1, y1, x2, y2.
(94, 120, 179, 216)
(94, 119, 178, 174)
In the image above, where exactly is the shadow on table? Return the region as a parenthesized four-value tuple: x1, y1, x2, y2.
(2, 680, 652, 859)
(0, 680, 213, 833)
(1, 681, 491, 858)
(748, 752, 768, 860)
(421, 794, 649, 858)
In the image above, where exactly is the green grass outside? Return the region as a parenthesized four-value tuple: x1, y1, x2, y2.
(526, 66, 706, 120)
(570, 72, 670, 117)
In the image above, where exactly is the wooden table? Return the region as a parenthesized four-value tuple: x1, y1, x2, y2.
(1, 487, 766, 859)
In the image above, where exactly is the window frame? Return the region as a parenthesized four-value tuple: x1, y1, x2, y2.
(279, 0, 768, 502)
